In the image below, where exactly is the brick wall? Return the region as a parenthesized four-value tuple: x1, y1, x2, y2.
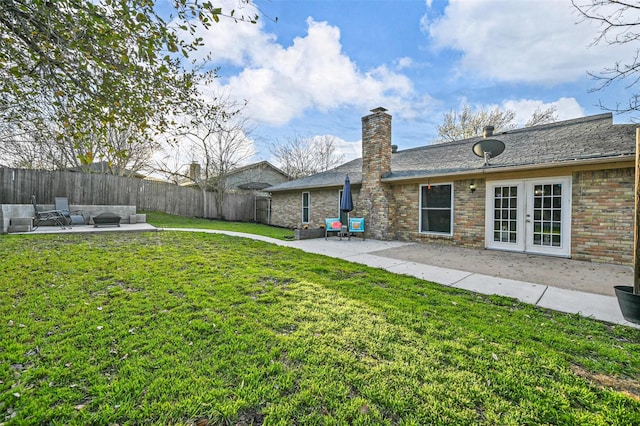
(388, 179, 485, 248)
(272, 168, 634, 266)
(572, 168, 634, 265)
(359, 107, 392, 240)
(270, 187, 362, 229)
(269, 191, 300, 228)
(452, 179, 486, 248)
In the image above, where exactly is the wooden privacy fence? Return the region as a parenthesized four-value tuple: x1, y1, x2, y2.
(0, 167, 263, 222)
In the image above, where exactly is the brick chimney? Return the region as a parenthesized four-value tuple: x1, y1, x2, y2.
(359, 107, 392, 240)
(189, 162, 201, 181)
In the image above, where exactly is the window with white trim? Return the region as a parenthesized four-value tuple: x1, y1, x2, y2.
(302, 192, 310, 223)
(420, 184, 453, 235)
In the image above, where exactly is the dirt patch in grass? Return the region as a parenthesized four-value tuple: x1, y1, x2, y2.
(572, 364, 640, 401)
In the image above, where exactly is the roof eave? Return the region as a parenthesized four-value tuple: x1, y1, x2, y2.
(381, 155, 635, 183)
(269, 181, 362, 193)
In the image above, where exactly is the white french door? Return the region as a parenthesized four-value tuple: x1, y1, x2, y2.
(485, 177, 572, 257)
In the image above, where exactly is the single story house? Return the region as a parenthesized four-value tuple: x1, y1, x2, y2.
(267, 107, 638, 266)
(225, 161, 290, 194)
(183, 160, 290, 195)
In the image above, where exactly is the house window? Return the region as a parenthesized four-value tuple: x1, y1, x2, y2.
(420, 184, 453, 235)
(302, 192, 310, 223)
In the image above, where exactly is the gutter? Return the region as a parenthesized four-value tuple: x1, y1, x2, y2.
(380, 155, 635, 183)
(268, 182, 362, 193)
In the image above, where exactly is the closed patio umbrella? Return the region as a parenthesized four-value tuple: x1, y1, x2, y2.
(341, 174, 353, 214)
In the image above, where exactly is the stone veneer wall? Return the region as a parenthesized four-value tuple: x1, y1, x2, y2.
(388, 179, 485, 248)
(572, 168, 634, 265)
(270, 188, 362, 229)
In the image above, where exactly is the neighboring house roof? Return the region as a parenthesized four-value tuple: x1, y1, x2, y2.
(267, 113, 637, 192)
(226, 160, 289, 179)
(179, 160, 291, 187)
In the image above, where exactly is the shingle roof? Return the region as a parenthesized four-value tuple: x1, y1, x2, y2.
(267, 158, 363, 192)
(227, 160, 289, 178)
(267, 113, 637, 192)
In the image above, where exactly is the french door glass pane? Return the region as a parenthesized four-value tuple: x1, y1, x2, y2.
(532, 184, 562, 247)
(493, 185, 517, 243)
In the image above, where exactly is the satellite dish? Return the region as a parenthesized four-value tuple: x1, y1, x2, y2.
(472, 139, 505, 166)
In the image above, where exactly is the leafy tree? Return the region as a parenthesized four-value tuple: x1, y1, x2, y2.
(572, 0, 640, 116)
(0, 0, 258, 162)
(436, 105, 557, 142)
(270, 135, 345, 179)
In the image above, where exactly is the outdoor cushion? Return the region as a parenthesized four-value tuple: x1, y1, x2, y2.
(348, 218, 365, 240)
(324, 218, 343, 240)
(349, 218, 364, 231)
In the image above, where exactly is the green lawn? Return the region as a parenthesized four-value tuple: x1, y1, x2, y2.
(1, 231, 639, 425)
(143, 211, 295, 240)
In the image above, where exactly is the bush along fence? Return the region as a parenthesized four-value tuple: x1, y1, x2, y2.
(0, 167, 264, 222)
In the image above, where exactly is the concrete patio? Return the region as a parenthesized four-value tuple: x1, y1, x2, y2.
(11, 222, 158, 234)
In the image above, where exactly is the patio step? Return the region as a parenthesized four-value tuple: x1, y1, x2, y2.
(8, 217, 33, 233)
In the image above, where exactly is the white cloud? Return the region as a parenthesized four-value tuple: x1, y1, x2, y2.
(183, 0, 277, 66)
(396, 57, 413, 70)
(502, 97, 585, 126)
(422, 0, 636, 85)
(192, 9, 415, 126)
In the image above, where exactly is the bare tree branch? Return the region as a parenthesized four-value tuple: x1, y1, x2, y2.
(270, 135, 344, 179)
(573, 0, 640, 116)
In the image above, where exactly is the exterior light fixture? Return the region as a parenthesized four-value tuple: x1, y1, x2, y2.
(470, 181, 476, 193)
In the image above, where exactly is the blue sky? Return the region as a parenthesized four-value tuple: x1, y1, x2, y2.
(183, 0, 637, 164)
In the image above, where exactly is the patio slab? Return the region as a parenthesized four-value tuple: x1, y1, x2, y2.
(386, 261, 473, 286)
(13, 223, 157, 234)
(452, 274, 547, 305)
(537, 286, 636, 326)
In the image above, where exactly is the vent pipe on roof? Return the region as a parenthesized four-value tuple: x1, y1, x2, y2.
(391, 144, 398, 153)
(483, 125, 494, 138)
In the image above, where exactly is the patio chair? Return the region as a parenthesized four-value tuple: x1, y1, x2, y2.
(31, 195, 69, 229)
(55, 197, 85, 225)
(325, 218, 343, 240)
(348, 217, 365, 240)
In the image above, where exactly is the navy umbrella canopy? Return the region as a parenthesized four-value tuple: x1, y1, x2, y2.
(340, 175, 353, 213)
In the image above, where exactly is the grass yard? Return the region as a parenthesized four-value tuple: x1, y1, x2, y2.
(143, 211, 295, 240)
(1, 231, 639, 425)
